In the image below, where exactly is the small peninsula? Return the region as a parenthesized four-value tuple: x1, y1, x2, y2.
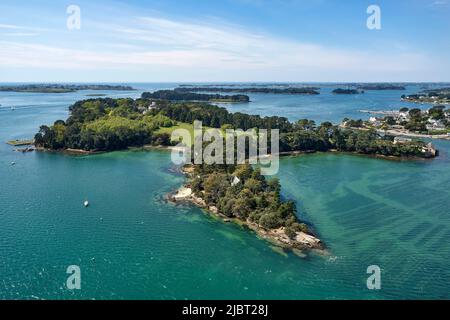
(0, 84, 135, 93)
(171, 164, 323, 252)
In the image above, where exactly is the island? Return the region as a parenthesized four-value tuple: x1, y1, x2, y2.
(174, 86, 321, 95)
(33, 97, 439, 254)
(141, 90, 250, 103)
(171, 164, 323, 252)
(357, 84, 406, 90)
(332, 88, 363, 94)
(0, 84, 135, 93)
(179, 84, 321, 89)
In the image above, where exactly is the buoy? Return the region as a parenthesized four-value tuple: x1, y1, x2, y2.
(84, 200, 89, 207)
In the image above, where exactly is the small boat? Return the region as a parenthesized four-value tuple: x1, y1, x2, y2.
(11, 107, 15, 111)
(83, 200, 89, 207)
(11, 161, 16, 166)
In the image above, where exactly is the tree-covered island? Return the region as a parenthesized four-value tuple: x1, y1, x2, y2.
(142, 90, 250, 102)
(332, 88, 363, 94)
(174, 86, 321, 95)
(0, 84, 135, 93)
(33, 97, 439, 254)
(356, 84, 406, 90)
(172, 163, 323, 252)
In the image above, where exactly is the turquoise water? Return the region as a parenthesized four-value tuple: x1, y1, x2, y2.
(1, 84, 449, 299)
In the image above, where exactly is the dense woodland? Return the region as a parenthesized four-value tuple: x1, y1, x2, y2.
(34, 98, 174, 150)
(35, 97, 434, 158)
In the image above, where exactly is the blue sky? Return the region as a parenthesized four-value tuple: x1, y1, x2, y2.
(1, 0, 449, 82)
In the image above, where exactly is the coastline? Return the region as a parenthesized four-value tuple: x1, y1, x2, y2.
(278, 149, 437, 162)
(34, 144, 438, 162)
(35, 147, 103, 155)
(34, 145, 185, 155)
(342, 124, 450, 141)
(376, 129, 450, 141)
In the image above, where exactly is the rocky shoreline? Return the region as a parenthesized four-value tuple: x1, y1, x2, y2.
(168, 181, 326, 256)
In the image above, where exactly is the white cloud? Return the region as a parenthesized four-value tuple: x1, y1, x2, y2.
(431, 0, 450, 6)
(0, 15, 445, 81)
(0, 24, 20, 29)
(1, 32, 39, 37)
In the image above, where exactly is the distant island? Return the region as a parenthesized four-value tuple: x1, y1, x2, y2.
(85, 94, 108, 97)
(175, 86, 321, 95)
(0, 84, 135, 93)
(332, 88, 363, 94)
(33, 97, 439, 254)
(179, 84, 321, 89)
(141, 90, 250, 103)
(401, 87, 450, 105)
(357, 84, 406, 90)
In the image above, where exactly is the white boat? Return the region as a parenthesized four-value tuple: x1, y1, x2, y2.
(11, 161, 16, 166)
(84, 200, 89, 207)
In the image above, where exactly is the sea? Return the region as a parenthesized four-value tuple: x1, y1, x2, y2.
(0, 83, 449, 299)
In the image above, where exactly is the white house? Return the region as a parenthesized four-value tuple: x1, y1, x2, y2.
(231, 176, 241, 186)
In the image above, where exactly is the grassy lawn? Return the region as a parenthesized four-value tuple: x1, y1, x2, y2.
(155, 122, 198, 140)
(155, 122, 259, 144)
(156, 122, 218, 144)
